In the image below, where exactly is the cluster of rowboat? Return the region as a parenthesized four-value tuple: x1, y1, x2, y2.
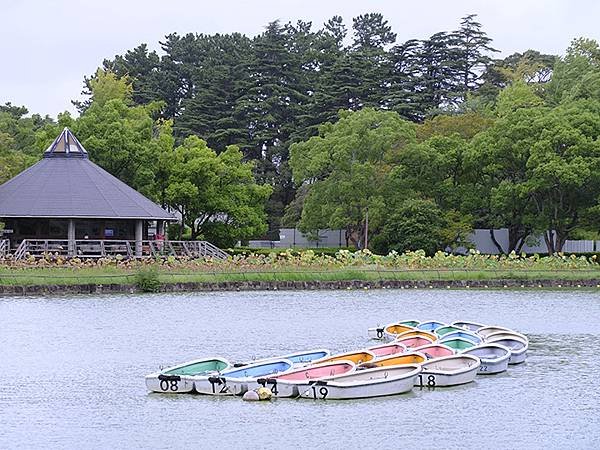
(145, 319, 529, 400)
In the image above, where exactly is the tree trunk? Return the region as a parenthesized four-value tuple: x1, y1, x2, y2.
(515, 236, 526, 254)
(489, 229, 506, 254)
(179, 212, 185, 241)
(544, 230, 555, 254)
(507, 225, 525, 253)
(347, 227, 361, 249)
(555, 232, 568, 253)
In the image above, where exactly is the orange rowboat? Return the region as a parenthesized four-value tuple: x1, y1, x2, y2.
(394, 330, 438, 342)
(362, 351, 427, 368)
(313, 350, 376, 366)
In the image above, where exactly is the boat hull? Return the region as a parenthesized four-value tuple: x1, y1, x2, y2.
(461, 345, 511, 374)
(297, 366, 421, 400)
(145, 374, 196, 393)
(145, 357, 230, 394)
(415, 366, 479, 387)
(485, 337, 528, 364)
(507, 348, 527, 364)
(255, 378, 299, 398)
(478, 357, 510, 374)
(416, 355, 481, 387)
(191, 375, 235, 395)
(382, 324, 417, 341)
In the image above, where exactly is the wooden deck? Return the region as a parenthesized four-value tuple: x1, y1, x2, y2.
(9, 239, 228, 260)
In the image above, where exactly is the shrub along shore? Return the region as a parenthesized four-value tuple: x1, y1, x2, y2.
(1, 250, 600, 295)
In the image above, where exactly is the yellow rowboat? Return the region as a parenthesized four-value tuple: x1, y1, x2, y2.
(380, 324, 417, 340)
(393, 330, 438, 342)
(362, 351, 427, 368)
(313, 350, 376, 366)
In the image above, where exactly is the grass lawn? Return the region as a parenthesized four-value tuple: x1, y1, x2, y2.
(2, 265, 600, 286)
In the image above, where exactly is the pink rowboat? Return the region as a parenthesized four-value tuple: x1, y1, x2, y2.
(367, 343, 407, 357)
(253, 361, 356, 398)
(396, 336, 435, 349)
(412, 343, 455, 359)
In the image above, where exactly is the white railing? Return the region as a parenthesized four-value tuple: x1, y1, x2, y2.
(0, 239, 10, 257)
(11, 239, 228, 260)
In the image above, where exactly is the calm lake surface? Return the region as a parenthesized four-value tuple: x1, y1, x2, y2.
(1, 289, 599, 449)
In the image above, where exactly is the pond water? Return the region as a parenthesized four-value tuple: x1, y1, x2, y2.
(1, 289, 599, 449)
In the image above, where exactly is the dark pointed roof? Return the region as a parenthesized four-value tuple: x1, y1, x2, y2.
(0, 128, 175, 220)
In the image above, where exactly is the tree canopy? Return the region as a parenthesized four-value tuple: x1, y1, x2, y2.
(6, 13, 600, 254)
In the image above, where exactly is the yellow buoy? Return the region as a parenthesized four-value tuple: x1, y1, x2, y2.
(257, 387, 273, 400)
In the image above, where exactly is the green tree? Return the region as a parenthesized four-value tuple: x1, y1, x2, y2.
(0, 103, 54, 182)
(290, 108, 415, 247)
(526, 99, 600, 252)
(73, 70, 171, 199)
(453, 14, 498, 99)
(417, 112, 494, 141)
(384, 39, 422, 120)
(546, 38, 600, 105)
(371, 199, 447, 255)
(467, 106, 545, 253)
(173, 33, 253, 150)
(165, 136, 271, 246)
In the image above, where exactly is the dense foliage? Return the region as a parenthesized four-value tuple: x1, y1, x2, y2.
(2, 249, 599, 274)
(3, 14, 600, 254)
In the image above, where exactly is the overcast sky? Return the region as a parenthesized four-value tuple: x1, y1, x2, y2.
(1, 0, 598, 118)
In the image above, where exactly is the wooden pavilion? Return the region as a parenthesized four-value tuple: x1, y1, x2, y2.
(0, 128, 226, 259)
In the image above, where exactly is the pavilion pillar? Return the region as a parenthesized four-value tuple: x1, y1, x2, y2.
(157, 220, 165, 237)
(68, 219, 75, 257)
(135, 220, 143, 257)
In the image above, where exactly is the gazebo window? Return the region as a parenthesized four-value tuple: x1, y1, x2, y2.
(43, 128, 88, 158)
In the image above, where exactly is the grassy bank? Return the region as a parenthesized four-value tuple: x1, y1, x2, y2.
(2, 265, 600, 287)
(1, 250, 600, 289)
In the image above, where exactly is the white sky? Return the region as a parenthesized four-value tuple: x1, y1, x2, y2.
(1, 0, 598, 118)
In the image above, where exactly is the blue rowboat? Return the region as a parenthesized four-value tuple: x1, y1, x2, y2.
(191, 359, 294, 396)
(441, 331, 482, 344)
(417, 320, 447, 331)
(280, 349, 330, 365)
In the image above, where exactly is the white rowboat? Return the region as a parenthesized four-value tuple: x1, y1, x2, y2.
(477, 326, 528, 343)
(451, 320, 486, 331)
(145, 357, 230, 394)
(297, 364, 422, 400)
(416, 354, 481, 387)
(484, 333, 528, 364)
(461, 344, 511, 374)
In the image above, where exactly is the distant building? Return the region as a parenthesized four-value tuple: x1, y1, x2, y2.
(0, 128, 175, 257)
